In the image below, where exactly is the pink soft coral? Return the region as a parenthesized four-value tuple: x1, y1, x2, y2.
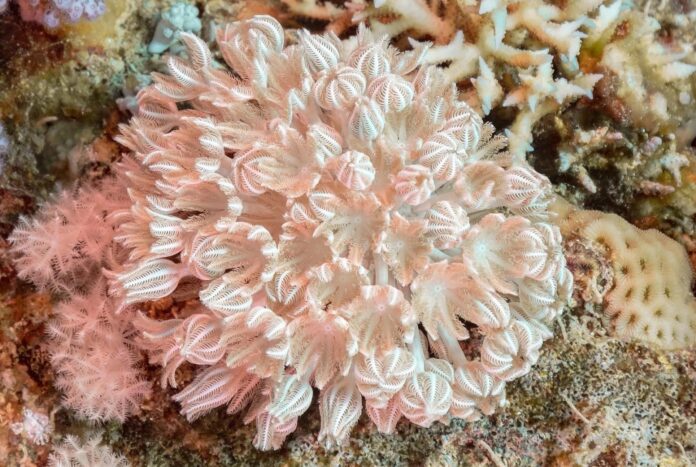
(47, 283, 150, 422)
(10, 14, 571, 449)
(11, 181, 149, 422)
(103, 16, 571, 449)
(49, 434, 129, 467)
(10, 182, 125, 294)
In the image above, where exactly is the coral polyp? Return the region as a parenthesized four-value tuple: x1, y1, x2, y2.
(97, 15, 571, 449)
(1, 0, 106, 28)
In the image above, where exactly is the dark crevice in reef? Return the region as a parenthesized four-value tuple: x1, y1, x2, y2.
(0, 8, 65, 73)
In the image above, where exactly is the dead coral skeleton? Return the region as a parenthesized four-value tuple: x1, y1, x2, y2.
(557, 126, 691, 197)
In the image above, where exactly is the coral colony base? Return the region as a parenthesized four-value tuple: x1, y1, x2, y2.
(10, 15, 572, 450)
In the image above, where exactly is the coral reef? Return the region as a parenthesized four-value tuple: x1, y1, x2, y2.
(0, 0, 695, 465)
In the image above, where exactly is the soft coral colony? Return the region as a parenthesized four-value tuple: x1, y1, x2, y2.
(10, 15, 571, 449)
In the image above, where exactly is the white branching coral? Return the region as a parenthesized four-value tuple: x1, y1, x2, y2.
(407, 2, 605, 159)
(594, 8, 696, 130)
(281, 0, 457, 42)
(286, 0, 606, 159)
(102, 16, 569, 449)
(350, 0, 456, 43)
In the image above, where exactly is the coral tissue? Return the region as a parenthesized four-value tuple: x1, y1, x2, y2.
(12, 15, 572, 449)
(3, 0, 106, 28)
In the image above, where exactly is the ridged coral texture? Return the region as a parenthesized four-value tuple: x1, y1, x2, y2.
(102, 16, 571, 449)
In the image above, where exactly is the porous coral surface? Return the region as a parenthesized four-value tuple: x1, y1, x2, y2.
(562, 209, 696, 350)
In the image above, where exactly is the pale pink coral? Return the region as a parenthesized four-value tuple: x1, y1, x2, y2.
(49, 434, 129, 467)
(10, 183, 126, 294)
(17, 16, 572, 449)
(9, 0, 106, 28)
(10, 181, 149, 423)
(47, 285, 150, 421)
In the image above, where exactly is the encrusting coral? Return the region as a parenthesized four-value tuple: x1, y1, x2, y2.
(562, 208, 696, 350)
(81, 15, 569, 449)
